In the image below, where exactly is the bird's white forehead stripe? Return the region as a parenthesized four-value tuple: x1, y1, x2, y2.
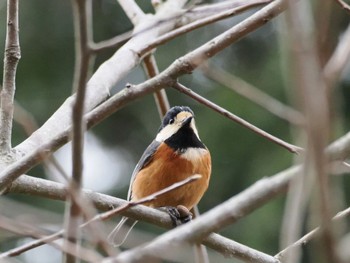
(156, 124, 180, 142)
(180, 148, 207, 161)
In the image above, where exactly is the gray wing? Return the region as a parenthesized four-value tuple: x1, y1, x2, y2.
(127, 140, 161, 201)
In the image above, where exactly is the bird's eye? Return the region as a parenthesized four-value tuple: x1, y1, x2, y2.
(169, 118, 174, 124)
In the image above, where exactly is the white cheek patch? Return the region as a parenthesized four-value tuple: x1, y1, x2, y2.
(190, 120, 200, 140)
(180, 147, 207, 161)
(156, 124, 180, 142)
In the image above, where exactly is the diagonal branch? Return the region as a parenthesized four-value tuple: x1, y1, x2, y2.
(172, 82, 302, 153)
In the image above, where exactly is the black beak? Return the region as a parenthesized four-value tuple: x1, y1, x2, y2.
(182, 116, 192, 127)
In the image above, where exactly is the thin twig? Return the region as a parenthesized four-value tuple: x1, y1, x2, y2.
(173, 82, 302, 153)
(0, 0, 21, 154)
(201, 65, 304, 126)
(142, 54, 170, 119)
(64, 0, 93, 261)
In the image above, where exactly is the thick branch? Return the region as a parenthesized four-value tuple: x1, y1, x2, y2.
(0, 0, 21, 154)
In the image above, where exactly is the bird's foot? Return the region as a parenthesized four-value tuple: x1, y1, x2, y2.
(160, 205, 193, 227)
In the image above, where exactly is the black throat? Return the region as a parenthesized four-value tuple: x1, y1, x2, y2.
(165, 125, 206, 151)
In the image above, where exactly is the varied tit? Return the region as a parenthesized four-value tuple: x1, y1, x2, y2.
(107, 106, 211, 246)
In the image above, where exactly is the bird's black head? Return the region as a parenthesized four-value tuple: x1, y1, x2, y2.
(156, 106, 205, 150)
(159, 106, 194, 131)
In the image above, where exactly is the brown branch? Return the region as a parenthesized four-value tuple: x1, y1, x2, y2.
(64, 0, 93, 261)
(172, 82, 302, 153)
(0, 0, 21, 154)
(201, 65, 304, 126)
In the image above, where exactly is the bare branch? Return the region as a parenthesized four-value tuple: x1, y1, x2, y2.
(63, 0, 93, 261)
(0, 0, 21, 154)
(173, 82, 302, 153)
(204, 233, 279, 263)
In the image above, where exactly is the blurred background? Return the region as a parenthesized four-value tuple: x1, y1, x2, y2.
(0, 0, 350, 262)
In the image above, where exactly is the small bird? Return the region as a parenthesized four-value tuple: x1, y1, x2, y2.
(107, 106, 211, 246)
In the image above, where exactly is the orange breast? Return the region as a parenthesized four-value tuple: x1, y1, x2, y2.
(131, 143, 211, 210)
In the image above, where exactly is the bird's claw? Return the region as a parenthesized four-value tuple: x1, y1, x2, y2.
(160, 205, 193, 227)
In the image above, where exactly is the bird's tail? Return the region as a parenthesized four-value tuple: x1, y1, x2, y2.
(107, 217, 138, 247)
